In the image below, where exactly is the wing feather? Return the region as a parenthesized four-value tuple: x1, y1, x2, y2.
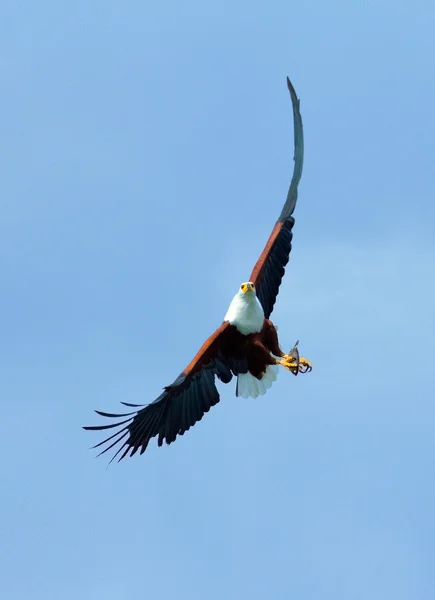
(83, 323, 240, 462)
(250, 76, 304, 318)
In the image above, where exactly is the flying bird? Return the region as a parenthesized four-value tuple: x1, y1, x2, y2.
(84, 77, 312, 463)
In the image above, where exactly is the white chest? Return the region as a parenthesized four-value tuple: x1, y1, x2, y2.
(224, 292, 265, 335)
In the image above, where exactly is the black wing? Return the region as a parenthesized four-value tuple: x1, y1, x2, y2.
(250, 76, 304, 319)
(83, 323, 247, 463)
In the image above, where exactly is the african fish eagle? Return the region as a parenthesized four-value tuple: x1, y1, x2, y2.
(84, 76, 312, 463)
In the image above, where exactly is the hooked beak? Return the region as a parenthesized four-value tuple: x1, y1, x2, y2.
(242, 282, 255, 293)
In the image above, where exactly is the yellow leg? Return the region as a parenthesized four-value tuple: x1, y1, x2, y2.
(278, 355, 298, 370)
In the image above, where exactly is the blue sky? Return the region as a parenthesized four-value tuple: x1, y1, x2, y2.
(1, 1, 435, 598)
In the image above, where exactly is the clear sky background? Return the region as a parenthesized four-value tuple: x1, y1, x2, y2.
(1, 1, 434, 599)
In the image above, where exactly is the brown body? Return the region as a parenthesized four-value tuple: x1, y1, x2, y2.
(220, 320, 284, 379)
(184, 319, 284, 380)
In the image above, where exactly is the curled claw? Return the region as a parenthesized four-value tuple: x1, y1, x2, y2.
(298, 358, 312, 374)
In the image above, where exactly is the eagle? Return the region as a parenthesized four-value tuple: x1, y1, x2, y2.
(84, 77, 312, 463)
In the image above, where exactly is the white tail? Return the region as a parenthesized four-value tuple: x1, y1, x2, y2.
(236, 364, 279, 399)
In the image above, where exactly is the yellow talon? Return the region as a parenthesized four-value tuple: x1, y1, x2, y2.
(278, 356, 299, 370)
(278, 343, 312, 376)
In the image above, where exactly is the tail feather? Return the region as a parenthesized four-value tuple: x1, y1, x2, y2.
(236, 364, 279, 399)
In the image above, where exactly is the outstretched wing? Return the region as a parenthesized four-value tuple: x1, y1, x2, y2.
(83, 322, 246, 463)
(250, 77, 304, 319)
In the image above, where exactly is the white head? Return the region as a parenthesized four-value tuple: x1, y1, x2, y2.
(224, 281, 264, 334)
